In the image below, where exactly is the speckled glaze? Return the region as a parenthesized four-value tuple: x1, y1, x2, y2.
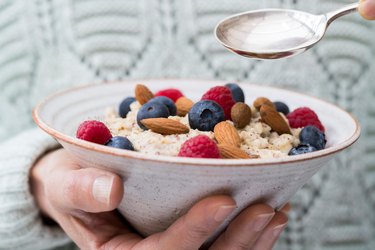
(33, 79, 360, 243)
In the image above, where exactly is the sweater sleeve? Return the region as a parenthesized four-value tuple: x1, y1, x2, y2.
(0, 128, 72, 250)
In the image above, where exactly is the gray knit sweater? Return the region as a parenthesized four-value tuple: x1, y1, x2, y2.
(0, 0, 374, 249)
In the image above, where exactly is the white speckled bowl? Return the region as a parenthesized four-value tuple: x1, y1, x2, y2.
(33, 79, 360, 242)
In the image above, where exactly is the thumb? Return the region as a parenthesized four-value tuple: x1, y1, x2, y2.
(46, 167, 124, 213)
(359, 0, 375, 20)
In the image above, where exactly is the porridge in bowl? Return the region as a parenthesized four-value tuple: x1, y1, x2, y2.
(76, 83, 326, 159)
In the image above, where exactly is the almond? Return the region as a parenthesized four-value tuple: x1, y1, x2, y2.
(176, 97, 194, 116)
(253, 97, 275, 110)
(260, 105, 292, 135)
(141, 118, 189, 135)
(231, 102, 252, 129)
(135, 84, 154, 105)
(214, 121, 241, 147)
(218, 144, 260, 159)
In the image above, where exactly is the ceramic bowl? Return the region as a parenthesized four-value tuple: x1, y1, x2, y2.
(33, 79, 360, 242)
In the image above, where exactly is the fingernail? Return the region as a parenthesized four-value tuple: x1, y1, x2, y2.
(214, 205, 236, 222)
(92, 176, 113, 204)
(272, 223, 287, 237)
(253, 213, 275, 232)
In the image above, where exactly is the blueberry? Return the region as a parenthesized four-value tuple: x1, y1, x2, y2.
(119, 97, 136, 118)
(148, 96, 177, 116)
(137, 102, 170, 130)
(225, 83, 245, 102)
(189, 100, 225, 131)
(106, 136, 134, 151)
(288, 144, 317, 155)
(273, 101, 290, 115)
(299, 125, 326, 150)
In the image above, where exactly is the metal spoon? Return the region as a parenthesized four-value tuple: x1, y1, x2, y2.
(215, 3, 359, 60)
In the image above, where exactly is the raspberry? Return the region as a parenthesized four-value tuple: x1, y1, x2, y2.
(287, 107, 325, 132)
(155, 88, 184, 102)
(201, 86, 235, 120)
(76, 120, 112, 144)
(178, 135, 221, 158)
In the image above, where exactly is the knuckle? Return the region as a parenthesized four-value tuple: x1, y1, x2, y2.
(43, 170, 83, 209)
(220, 232, 252, 250)
(185, 219, 211, 240)
(234, 242, 252, 250)
(62, 174, 81, 205)
(85, 239, 103, 250)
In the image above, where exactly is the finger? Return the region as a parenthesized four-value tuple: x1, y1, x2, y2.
(280, 203, 291, 214)
(156, 195, 236, 250)
(359, 0, 375, 20)
(252, 211, 288, 250)
(60, 211, 142, 249)
(209, 204, 275, 250)
(45, 167, 124, 213)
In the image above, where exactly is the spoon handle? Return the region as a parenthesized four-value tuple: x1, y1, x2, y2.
(325, 2, 359, 24)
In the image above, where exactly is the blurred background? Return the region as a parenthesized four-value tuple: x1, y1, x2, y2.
(0, 0, 374, 249)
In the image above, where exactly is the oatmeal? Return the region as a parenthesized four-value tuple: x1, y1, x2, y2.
(105, 102, 301, 159)
(76, 83, 326, 159)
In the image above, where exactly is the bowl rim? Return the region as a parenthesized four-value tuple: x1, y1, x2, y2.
(33, 78, 361, 167)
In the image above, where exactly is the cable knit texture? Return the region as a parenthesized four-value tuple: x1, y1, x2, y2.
(0, 0, 374, 249)
(0, 129, 71, 249)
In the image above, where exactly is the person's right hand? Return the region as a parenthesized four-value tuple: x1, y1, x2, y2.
(30, 148, 288, 250)
(359, 0, 375, 20)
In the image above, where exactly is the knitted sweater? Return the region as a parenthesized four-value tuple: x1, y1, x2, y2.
(0, 0, 374, 249)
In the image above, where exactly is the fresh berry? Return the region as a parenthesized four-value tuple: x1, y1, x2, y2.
(119, 97, 136, 118)
(299, 125, 326, 150)
(155, 88, 184, 102)
(178, 135, 221, 158)
(288, 144, 317, 155)
(287, 107, 325, 132)
(188, 100, 225, 131)
(106, 136, 135, 150)
(201, 86, 235, 120)
(225, 83, 245, 103)
(273, 101, 290, 115)
(76, 120, 112, 144)
(137, 101, 170, 130)
(148, 96, 177, 116)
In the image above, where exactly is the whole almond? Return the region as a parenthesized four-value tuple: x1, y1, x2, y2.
(253, 97, 275, 110)
(260, 105, 292, 135)
(135, 84, 154, 105)
(176, 97, 194, 116)
(214, 121, 241, 147)
(231, 102, 252, 129)
(218, 144, 260, 159)
(141, 118, 189, 135)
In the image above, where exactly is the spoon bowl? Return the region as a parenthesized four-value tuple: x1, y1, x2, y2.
(215, 3, 359, 59)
